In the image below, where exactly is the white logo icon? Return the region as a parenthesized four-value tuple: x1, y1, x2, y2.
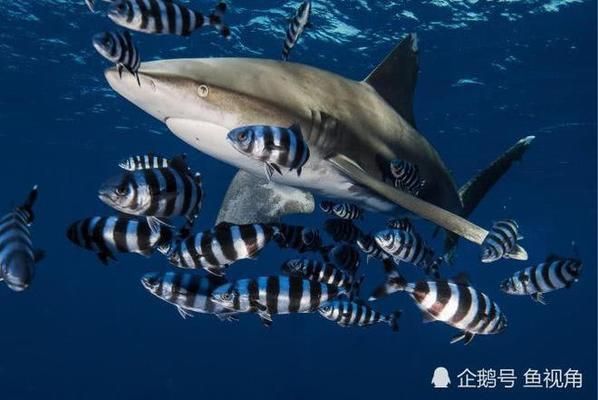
(432, 367, 451, 389)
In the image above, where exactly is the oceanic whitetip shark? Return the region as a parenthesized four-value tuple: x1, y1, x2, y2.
(104, 33, 534, 251)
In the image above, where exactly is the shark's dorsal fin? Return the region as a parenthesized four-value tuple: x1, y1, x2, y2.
(363, 33, 419, 128)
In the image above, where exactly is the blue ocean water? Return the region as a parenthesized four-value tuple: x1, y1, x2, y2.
(0, 0, 596, 399)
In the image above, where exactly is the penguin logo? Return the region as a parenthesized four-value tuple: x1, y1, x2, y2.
(431, 367, 451, 388)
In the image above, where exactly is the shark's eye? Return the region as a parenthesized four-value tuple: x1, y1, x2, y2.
(197, 84, 209, 97)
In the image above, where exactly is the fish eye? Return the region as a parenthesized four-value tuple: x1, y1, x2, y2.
(117, 3, 126, 11)
(197, 84, 209, 97)
(115, 185, 128, 196)
(221, 292, 233, 301)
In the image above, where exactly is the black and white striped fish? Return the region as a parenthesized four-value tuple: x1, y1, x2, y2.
(93, 30, 141, 85)
(282, 1, 312, 61)
(500, 255, 582, 304)
(98, 155, 203, 226)
(227, 123, 310, 181)
(85, 0, 95, 12)
(210, 275, 345, 326)
(356, 233, 390, 263)
(322, 243, 360, 274)
(0, 186, 43, 292)
(481, 219, 527, 263)
(387, 217, 414, 232)
(331, 203, 363, 220)
(319, 200, 335, 214)
(390, 159, 425, 195)
(119, 153, 170, 171)
(165, 222, 281, 276)
(318, 300, 400, 331)
(141, 271, 238, 320)
(66, 216, 173, 265)
(371, 271, 507, 345)
(273, 223, 322, 253)
(108, 0, 230, 38)
(375, 228, 439, 277)
(281, 258, 356, 292)
(324, 219, 363, 244)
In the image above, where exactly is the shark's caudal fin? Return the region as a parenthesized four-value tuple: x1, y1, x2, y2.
(363, 33, 418, 128)
(442, 136, 536, 259)
(216, 170, 314, 225)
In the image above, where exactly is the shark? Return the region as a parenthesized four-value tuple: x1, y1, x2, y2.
(104, 33, 534, 251)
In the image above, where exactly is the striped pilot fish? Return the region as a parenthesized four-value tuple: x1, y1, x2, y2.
(282, 0, 312, 61)
(356, 233, 390, 263)
(387, 217, 414, 232)
(375, 228, 440, 277)
(141, 271, 238, 321)
(324, 219, 363, 244)
(390, 159, 426, 196)
(481, 219, 527, 263)
(119, 153, 170, 171)
(500, 255, 582, 304)
(371, 270, 507, 345)
(319, 200, 335, 215)
(98, 155, 203, 227)
(322, 243, 360, 274)
(165, 222, 281, 276)
(67, 216, 173, 265)
(226, 123, 310, 181)
(273, 223, 322, 253)
(210, 275, 345, 326)
(318, 300, 400, 331)
(331, 203, 364, 220)
(281, 258, 357, 292)
(0, 186, 44, 292)
(93, 30, 141, 86)
(108, 0, 230, 38)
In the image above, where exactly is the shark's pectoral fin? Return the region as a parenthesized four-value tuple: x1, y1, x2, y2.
(328, 154, 489, 245)
(216, 170, 314, 225)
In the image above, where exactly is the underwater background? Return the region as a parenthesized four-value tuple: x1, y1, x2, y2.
(0, 0, 596, 399)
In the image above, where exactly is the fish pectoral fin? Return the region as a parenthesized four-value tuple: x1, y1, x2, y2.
(97, 251, 115, 265)
(264, 163, 274, 181)
(506, 244, 528, 261)
(215, 312, 238, 322)
(531, 293, 546, 305)
(204, 266, 226, 277)
(450, 331, 474, 345)
(147, 216, 173, 234)
(328, 154, 489, 246)
(176, 306, 194, 319)
(252, 301, 272, 327)
(34, 249, 45, 263)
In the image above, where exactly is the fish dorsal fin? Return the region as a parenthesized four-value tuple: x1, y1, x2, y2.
(451, 272, 471, 286)
(363, 33, 419, 128)
(544, 253, 562, 263)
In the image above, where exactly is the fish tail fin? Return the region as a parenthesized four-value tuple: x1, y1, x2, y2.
(348, 275, 364, 300)
(369, 267, 407, 301)
(444, 135, 536, 256)
(207, 2, 230, 38)
(427, 255, 445, 279)
(388, 310, 402, 332)
(20, 185, 39, 224)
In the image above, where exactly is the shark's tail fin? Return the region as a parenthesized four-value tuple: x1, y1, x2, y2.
(442, 136, 536, 261)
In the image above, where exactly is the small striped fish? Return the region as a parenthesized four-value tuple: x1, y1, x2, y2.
(282, 1, 312, 61)
(331, 203, 363, 220)
(390, 159, 425, 195)
(387, 217, 414, 232)
(356, 234, 390, 263)
(0, 186, 43, 292)
(371, 271, 507, 345)
(227, 123, 310, 181)
(500, 255, 582, 304)
(66, 216, 173, 264)
(481, 219, 527, 263)
(210, 275, 345, 326)
(119, 153, 170, 171)
(322, 243, 360, 274)
(93, 30, 141, 85)
(281, 258, 356, 292)
(108, 0, 230, 38)
(375, 228, 440, 277)
(319, 200, 335, 214)
(165, 222, 280, 276)
(85, 0, 95, 12)
(273, 223, 322, 253)
(324, 219, 363, 244)
(98, 155, 203, 225)
(141, 271, 238, 320)
(318, 300, 400, 331)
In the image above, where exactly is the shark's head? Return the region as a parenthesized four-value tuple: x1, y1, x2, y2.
(105, 59, 291, 173)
